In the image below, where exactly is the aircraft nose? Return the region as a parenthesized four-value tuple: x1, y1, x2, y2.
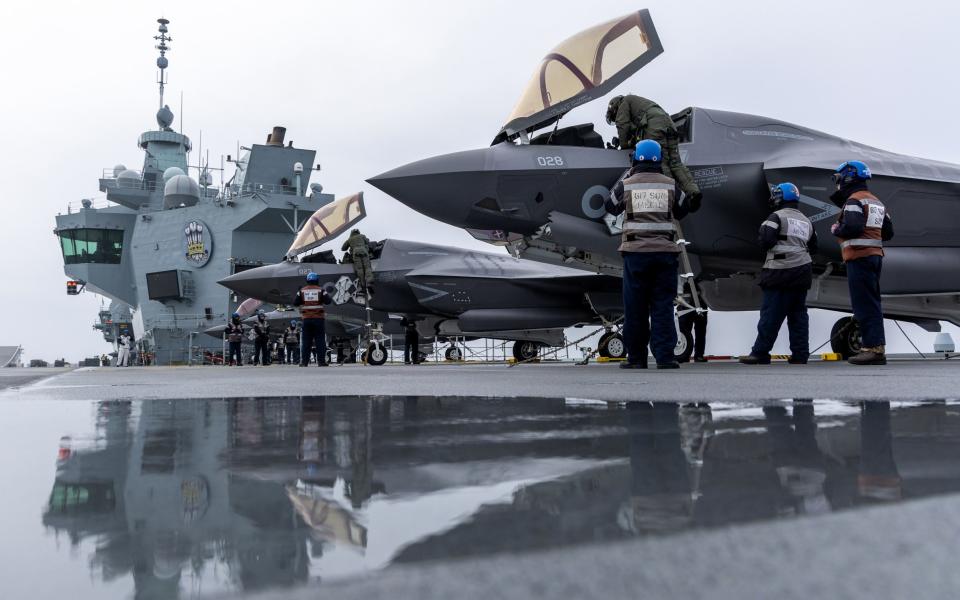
(368, 147, 494, 227)
(218, 268, 267, 299)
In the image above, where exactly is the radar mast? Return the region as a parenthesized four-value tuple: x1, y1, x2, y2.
(154, 18, 175, 131)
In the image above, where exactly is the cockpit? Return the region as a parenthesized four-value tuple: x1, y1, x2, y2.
(285, 191, 386, 264)
(494, 10, 664, 145)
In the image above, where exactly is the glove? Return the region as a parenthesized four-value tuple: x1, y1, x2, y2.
(687, 192, 703, 213)
(611, 136, 620, 149)
(831, 223, 840, 235)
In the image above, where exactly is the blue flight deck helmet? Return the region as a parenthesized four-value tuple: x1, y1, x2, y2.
(633, 139, 662, 163)
(770, 182, 800, 208)
(231, 312, 240, 318)
(833, 160, 872, 186)
(305, 272, 319, 283)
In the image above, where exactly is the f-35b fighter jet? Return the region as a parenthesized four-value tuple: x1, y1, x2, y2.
(218, 193, 625, 362)
(369, 9, 960, 358)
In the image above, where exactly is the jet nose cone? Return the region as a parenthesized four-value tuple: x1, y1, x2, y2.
(368, 147, 495, 227)
(218, 263, 299, 304)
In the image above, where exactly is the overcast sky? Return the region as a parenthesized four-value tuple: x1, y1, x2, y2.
(2, 0, 959, 362)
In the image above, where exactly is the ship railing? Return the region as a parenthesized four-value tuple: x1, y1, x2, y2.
(145, 313, 228, 328)
(65, 197, 115, 213)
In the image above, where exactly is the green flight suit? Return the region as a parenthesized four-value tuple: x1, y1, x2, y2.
(609, 95, 700, 198)
(342, 231, 374, 292)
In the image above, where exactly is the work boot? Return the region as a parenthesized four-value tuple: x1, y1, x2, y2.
(788, 356, 808, 365)
(848, 346, 887, 365)
(693, 356, 708, 363)
(619, 361, 647, 369)
(739, 354, 771, 365)
(656, 361, 680, 369)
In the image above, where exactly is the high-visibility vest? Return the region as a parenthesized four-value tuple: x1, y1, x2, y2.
(298, 285, 326, 319)
(838, 191, 885, 262)
(763, 207, 813, 270)
(619, 171, 679, 253)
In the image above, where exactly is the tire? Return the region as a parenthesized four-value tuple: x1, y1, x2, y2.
(512, 340, 540, 362)
(417, 351, 428, 363)
(830, 317, 861, 359)
(366, 343, 387, 366)
(445, 346, 462, 361)
(675, 329, 693, 363)
(599, 333, 626, 359)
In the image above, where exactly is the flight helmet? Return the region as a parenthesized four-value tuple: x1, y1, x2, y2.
(306, 272, 319, 283)
(770, 182, 800, 209)
(606, 95, 624, 125)
(634, 140, 662, 163)
(833, 160, 871, 186)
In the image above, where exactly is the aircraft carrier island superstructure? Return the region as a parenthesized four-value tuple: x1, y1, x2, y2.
(54, 18, 333, 364)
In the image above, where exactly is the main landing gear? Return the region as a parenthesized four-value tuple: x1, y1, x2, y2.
(830, 316, 862, 359)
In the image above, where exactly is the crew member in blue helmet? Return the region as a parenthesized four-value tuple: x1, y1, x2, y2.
(294, 272, 332, 367)
(741, 183, 818, 365)
(830, 160, 894, 365)
(605, 140, 697, 369)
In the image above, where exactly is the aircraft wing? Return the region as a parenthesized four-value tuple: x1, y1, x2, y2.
(494, 9, 663, 144)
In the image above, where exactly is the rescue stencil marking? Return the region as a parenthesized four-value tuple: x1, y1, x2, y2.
(786, 218, 811, 240)
(630, 189, 669, 213)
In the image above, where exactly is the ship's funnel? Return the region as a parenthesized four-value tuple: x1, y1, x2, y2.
(266, 126, 287, 146)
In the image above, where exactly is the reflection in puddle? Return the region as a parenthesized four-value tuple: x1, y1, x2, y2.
(36, 398, 960, 598)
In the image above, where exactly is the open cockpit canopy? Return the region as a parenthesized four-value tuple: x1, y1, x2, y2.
(286, 192, 365, 259)
(493, 9, 662, 145)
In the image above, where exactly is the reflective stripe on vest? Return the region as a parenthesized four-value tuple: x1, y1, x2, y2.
(623, 222, 676, 232)
(763, 208, 812, 270)
(840, 238, 883, 249)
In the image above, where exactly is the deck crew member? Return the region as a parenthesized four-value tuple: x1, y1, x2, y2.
(606, 95, 701, 203)
(294, 272, 332, 367)
(342, 229, 374, 296)
(605, 139, 693, 369)
(225, 312, 244, 367)
(283, 322, 300, 364)
(741, 183, 818, 365)
(402, 317, 420, 365)
(116, 333, 131, 367)
(252, 310, 271, 365)
(830, 161, 894, 365)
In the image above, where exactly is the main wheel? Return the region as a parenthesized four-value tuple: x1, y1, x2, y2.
(512, 340, 540, 362)
(366, 343, 387, 366)
(444, 346, 462, 361)
(599, 333, 626, 359)
(830, 317, 861, 359)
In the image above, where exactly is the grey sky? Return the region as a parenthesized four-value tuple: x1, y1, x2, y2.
(2, 0, 958, 362)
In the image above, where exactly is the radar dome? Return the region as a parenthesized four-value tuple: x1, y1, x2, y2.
(162, 167, 186, 183)
(112, 164, 127, 177)
(199, 169, 213, 187)
(163, 174, 200, 209)
(116, 169, 141, 188)
(309, 183, 324, 196)
(157, 56, 168, 69)
(156, 104, 174, 130)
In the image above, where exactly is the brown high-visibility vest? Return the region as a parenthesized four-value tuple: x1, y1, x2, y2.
(838, 191, 885, 262)
(298, 285, 326, 319)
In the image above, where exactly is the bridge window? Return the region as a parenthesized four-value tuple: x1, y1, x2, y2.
(59, 229, 124, 264)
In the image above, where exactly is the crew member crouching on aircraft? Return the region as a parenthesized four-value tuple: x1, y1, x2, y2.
(294, 271, 332, 367)
(830, 161, 894, 365)
(740, 183, 817, 365)
(606, 140, 695, 370)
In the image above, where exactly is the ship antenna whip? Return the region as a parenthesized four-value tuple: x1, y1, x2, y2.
(154, 18, 172, 109)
